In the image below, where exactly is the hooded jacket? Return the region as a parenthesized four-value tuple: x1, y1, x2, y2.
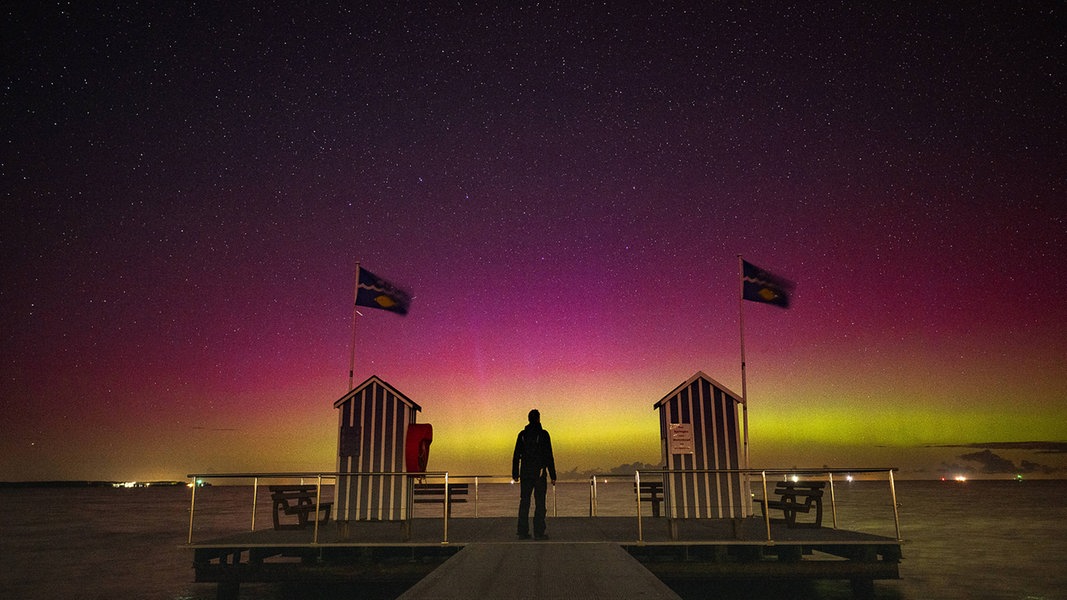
(512, 422, 556, 481)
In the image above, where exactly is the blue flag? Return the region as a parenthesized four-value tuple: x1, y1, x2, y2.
(742, 260, 794, 308)
(356, 267, 412, 315)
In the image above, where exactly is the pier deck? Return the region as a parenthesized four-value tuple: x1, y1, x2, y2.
(398, 542, 682, 599)
(189, 517, 901, 598)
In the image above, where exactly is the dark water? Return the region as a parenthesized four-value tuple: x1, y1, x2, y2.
(1, 480, 1064, 599)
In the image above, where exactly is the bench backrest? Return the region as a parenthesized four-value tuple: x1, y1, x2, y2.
(775, 482, 824, 493)
(269, 485, 318, 507)
(773, 483, 823, 505)
(775, 481, 825, 489)
(269, 485, 317, 495)
(635, 481, 663, 497)
(413, 483, 469, 495)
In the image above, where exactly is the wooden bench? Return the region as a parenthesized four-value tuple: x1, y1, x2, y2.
(268, 485, 333, 530)
(755, 481, 825, 528)
(635, 480, 664, 517)
(413, 482, 469, 516)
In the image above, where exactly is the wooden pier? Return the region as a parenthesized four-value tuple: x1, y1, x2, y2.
(399, 542, 682, 599)
(188, 516, 901, 599)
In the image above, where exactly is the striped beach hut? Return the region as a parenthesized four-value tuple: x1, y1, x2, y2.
(654, 371, 748, 529)
(334, 375, 420, 525)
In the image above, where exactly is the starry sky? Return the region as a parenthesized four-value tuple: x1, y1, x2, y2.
(3, 2, 1065, 482)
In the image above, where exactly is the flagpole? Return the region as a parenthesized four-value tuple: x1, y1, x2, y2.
(348, 262, 361, 391)
(738, 255, 750, 463)
(738, 255, 751, 507)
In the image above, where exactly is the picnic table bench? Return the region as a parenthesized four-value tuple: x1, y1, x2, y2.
(268, 485, 333, 530)
(755, 480, 825, 528)
(413, 482, 469, 516)
(635, 480, 664, 517)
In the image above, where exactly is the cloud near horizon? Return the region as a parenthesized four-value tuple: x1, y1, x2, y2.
(953, 449, 1062, 475)
(934, 441, 1067, 454)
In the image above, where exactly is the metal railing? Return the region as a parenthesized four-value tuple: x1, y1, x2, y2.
(187, 471, 342, 544)
(613, 467, 900, 543)
(186, 467, 899, 546)
(425, 474, 559, 518)
(185, 471, 559, 545)
(747, 467, 901, 542)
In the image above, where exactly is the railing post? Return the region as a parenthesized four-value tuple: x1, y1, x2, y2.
(588, 476, 596, 517)
(827, 472, 838, 529)
(251, 477, 259, 532)
(188, 476, 197, 544)
(761, 471, 772, 542)
(889, 469, 902, 541)
(552, 480, 557, 517)
(745, 470, 753, 517)
(474, 476, 479, 518)
(635, 470, 643, 543)
(442, 472, 450, 544)
(313, 475, 323, 543)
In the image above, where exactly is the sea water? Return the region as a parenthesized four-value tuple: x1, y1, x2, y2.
(1, 480, 1065, 599)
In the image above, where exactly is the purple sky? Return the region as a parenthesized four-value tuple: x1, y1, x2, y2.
(2, 3, 1065, 481)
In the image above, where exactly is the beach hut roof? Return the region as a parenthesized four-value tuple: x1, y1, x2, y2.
(333, 374, 422, 411)
(652, 370, 742, 409)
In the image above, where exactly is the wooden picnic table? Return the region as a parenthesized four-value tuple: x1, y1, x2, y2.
(756, 480, 825, 528)
(268, 484, 333, 530)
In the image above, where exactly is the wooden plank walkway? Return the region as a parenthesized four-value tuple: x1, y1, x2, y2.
(397, 542, 682, 600)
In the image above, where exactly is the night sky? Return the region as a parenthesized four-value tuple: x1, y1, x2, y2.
(3, 2, 1064, 482)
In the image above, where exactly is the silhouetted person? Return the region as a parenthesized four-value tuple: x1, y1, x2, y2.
(512, 409, 556, 539)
